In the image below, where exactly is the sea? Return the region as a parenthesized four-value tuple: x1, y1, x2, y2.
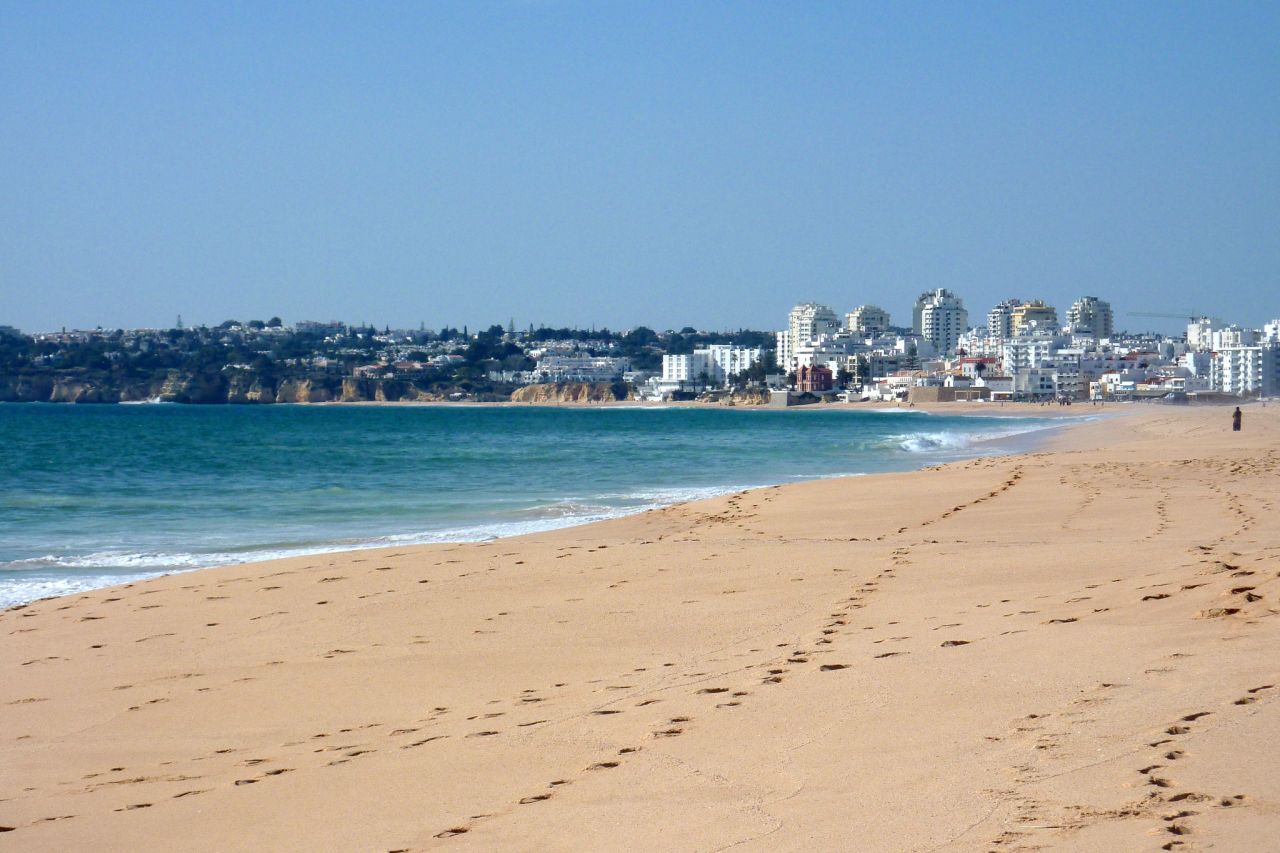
(0, 403, 1069, 609)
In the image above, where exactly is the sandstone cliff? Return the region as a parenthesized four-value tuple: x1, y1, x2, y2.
(225, 374, 275, 404)
(154, 371, 227, 404)
(48, 379, 108, 403)
(509, 382, 632, 404)
(0, 370, 509, 404)
(712, 388, 770, 406)
(275, 378, 338, 403)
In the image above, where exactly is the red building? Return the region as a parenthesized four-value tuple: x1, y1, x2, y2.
(796, 364, 833, 393)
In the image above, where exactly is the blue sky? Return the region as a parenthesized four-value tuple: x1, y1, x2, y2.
(2, 1, 1277, 335)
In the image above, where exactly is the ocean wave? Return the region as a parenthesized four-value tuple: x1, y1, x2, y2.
(891, 431, 974, 452)
(0, 487, 742, 605)
(887, 419, 1062, 453)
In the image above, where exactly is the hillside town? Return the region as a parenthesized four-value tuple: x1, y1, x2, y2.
(754, 292, 1280, 404)
(1, 293, 1277, 404)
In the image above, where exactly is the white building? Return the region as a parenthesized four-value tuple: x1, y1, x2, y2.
(1211, 344, 1280, 396)
(778, 303, 840, 371)
(913, 289, 968, 355)
(1000, 334, 1066, 376)
(660, 345, 762, 387)
(987, 299, 1023, 339)
(1180, 350, 1213, 379)
(1012, 368, 1061, 398)
(793, 336, 857, 371)
(703, 344, 762, 382)
(1210, 326, 1258, 350)
(846, 305, 891, 337)
(1067, 296, 1114, 339)
(1010, 301, 1060, 337)
(661, 354, 696, 383)
(534, 355, 630, 382)
(1186, 317, 1226, 351)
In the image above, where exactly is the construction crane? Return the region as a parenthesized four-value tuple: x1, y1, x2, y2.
(1126, 311, 1224, 324)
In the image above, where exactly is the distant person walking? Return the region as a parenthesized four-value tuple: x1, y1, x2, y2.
(1232, 406, 1242, 432)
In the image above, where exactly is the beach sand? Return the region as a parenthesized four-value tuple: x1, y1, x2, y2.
(2, 404, 1277, 851)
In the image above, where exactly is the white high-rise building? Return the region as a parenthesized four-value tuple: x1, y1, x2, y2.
(987, 299, 1022, 339)
(846, 305, 891, 337)
(1010, 301, 1059, 337)
(1210, 326, 1258, 350)
(1187, 317, 1225, 351)
(789, 302, 839, 347)
(1067, 296, 1114, 339)
(1211, 344, 1280, 397)
(913, 289, 968, 355)
(779, 303, 839, 371)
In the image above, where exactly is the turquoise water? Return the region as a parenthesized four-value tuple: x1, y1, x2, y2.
(0, 404, 1063, 607)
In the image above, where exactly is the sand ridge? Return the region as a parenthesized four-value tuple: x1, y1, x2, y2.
(1, 404, 1278, 851)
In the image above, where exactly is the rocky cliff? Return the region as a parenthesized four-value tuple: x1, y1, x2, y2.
(0, 370, 514, 404)
(509, 382, 632, 404)
(273, 378, 336, 403)
(707, 388, 771, 406)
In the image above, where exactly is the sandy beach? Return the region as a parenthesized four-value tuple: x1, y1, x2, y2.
(2, 403, 1277, 851)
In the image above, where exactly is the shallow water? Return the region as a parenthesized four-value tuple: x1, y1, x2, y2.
(0, 403, 1064, 606)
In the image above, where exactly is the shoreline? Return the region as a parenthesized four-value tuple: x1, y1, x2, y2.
(0, 407, 1100, 612)
(6, 395, 1146, 418)
(4, 405, 1277, 850)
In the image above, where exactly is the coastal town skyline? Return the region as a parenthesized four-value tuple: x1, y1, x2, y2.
(7, 287, 1276, 403)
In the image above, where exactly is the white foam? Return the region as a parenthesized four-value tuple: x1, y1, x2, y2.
(0, 571, 179, 610)
(888, 418, 1064, 454)
(893, 431, 972, 452)
(0, 485, 754, 608)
